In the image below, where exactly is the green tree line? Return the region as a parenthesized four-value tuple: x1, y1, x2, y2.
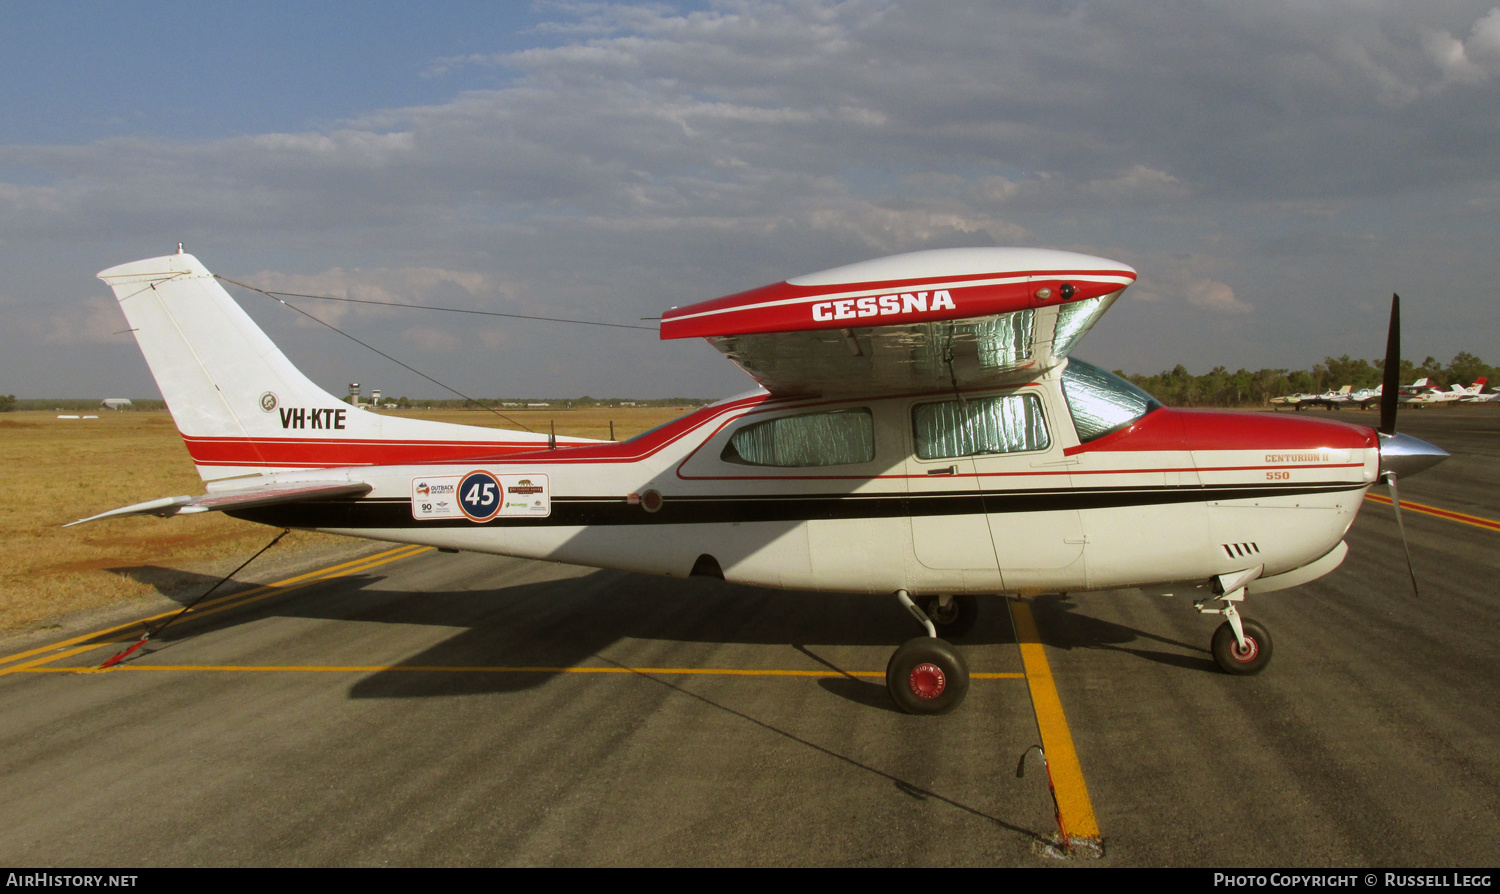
(3, 354, 1494, 413)
(1124, 353, 1497, 408)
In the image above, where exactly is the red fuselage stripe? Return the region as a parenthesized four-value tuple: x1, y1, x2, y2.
(180, 394, 776, 469)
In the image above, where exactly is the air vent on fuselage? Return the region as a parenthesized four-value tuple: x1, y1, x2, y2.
(1222, 542, 1261, 559)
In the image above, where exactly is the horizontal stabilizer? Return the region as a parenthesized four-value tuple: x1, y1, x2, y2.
(66, 481, 372, 527)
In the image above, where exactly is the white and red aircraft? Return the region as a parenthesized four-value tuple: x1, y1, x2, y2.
(1460, 380, 1498, 403)
(73, 247, 1448, 714)
(1440, 379, 1489, 402)
(1401, 378, 1487, 407)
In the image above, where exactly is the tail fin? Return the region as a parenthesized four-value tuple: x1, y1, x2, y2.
(98, 251, 588, 481)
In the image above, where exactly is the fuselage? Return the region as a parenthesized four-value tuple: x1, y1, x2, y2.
(229, 365, 1380, 597)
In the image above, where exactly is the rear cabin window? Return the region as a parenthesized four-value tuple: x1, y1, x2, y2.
(1060, 358, 1162, 442)
(721, 409, 876, 467)
(912, 394, 1050, 460)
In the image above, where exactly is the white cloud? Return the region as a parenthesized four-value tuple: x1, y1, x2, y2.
(401, 326, 463, 354)
(3, 2, 1498, 395)
(44, 297, 130, 345)
(1185, 279, 1253, 315)
(1122, 253, 1253, 315)
(231, 266, 512, 330)
(0, 183, 66, 215)
(1083, 166, 1190, 203)
(1424, 7, 1500, 86)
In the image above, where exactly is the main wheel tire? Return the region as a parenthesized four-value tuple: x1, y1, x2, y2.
(1211, 618, 1273, 675)
(885, 637, 970, 715)
(915, 595, 979, 639)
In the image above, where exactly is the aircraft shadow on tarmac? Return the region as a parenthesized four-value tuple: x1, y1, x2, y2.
(1029, 594, 1216, 673)
(108, 561, 1220, 701)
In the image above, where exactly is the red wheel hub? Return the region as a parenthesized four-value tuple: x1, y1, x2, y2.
(1230, 637, 1259, 662)
(908, 663, 947, 699)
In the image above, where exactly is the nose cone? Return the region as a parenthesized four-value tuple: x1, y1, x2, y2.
(1379, 432, 1450, 479)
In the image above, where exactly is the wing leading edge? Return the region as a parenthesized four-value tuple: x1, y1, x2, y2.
(660, 248, 1136, 397)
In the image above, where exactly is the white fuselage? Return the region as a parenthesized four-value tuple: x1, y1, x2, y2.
(235, 378, 1378, 598)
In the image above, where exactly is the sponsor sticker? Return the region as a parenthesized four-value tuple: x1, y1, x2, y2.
(411, 473, 550, 521)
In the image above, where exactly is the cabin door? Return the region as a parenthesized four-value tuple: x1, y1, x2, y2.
(904, 454, 995, 571)
(905, 389, 1085, 588)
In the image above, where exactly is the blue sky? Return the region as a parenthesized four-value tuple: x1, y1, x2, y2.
(0, 3, 553, 142)
(2, 1, 1498, 400)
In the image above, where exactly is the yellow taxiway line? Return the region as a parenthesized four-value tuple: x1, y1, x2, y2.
(19, 664, 1026, 679)
(6, 541, 1085, 844)
(1364, 492, 1500, 532)
(0, 543, 431, 674)
(1010, 598, 1101, 845)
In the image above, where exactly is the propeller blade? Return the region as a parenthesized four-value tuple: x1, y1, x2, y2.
(1384, 472, 1420, 598)
(1379, 293, 1400, 435)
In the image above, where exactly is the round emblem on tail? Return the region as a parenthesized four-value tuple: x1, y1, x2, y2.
(259, 392, 279, 412)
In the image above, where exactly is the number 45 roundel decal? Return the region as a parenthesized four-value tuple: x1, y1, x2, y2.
(457, 470, 502, 522)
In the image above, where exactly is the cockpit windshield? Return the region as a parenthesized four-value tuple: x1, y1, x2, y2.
(1061, 358, 1162, 442)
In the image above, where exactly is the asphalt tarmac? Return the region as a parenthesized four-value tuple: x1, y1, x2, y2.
(1, 406, 1495, 867)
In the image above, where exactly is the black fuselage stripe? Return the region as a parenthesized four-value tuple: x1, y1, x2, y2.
(228, 482, 1365, 529)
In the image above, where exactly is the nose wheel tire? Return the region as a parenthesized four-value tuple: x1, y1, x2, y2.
(915, 595, 979, 639)
(1211, 618, 1273, 675)
(886, 637, 970, 715)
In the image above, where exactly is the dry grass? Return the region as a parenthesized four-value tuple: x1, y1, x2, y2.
(0, 407, 691, 634)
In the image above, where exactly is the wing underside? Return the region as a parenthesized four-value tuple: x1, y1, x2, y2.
(66, 481, 372, 527)
(659, 248, 1136, 397)
(707, 292, 1122, 396)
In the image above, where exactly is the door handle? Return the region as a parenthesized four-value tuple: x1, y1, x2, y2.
(926, 466, 956, 475)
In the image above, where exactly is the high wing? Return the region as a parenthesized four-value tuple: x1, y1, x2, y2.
(659, 248, 1136, 396)
(66, 481, 371, 526)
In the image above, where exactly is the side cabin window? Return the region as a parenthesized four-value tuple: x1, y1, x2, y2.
(912, 393, 1050, 460)
(721, 409, 875, 467)
(1060, 358, 1162, 442)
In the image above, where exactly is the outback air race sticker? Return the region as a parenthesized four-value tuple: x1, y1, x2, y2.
(411, 472, 550, 521)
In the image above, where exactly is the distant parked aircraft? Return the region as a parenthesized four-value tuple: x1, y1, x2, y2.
(1401, 378, 1487, 407)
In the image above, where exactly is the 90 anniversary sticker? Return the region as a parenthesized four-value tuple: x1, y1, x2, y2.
(411, 471, 550, 521)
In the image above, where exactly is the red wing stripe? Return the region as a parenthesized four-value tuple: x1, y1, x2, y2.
(664, 271, 1135, 323)
(660, 270, 1135, 339)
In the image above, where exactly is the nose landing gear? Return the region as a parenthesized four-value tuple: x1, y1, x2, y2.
(1196, 568, 1274, 675)
(1210, 616, 1273, 675)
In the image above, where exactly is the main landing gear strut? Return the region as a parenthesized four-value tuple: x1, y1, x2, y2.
(1195, 568, 1274, 675)
(886, 590, 975, 714)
